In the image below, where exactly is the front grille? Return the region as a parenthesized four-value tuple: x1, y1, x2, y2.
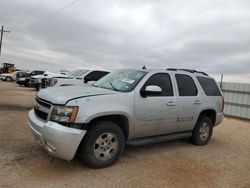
(41, 78, 48, 88)
(49, 79, 54, 87)
(41, 78, 56, 88)
(34, 108, 48, 120)
(36, 97, 51, 108)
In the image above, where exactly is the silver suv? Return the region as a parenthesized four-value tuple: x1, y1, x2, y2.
(28, 68, 224, 168)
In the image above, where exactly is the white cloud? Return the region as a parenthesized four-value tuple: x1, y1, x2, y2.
(0, 0, 250, 82)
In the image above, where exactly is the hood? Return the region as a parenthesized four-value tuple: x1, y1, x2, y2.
(37, 85, 117, 104)
(31, 71, 67, 79)
(31, 74, 44, 79)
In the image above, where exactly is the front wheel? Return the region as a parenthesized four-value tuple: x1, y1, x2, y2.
(79, 121, 125, 169)
(191, 116, 213, 146)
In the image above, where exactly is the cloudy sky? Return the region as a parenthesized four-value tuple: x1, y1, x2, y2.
(0, 0, 249, 82)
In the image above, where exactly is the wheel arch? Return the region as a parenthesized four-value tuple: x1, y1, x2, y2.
(197, 109, 216, 126)
(84, 114, 130, 140)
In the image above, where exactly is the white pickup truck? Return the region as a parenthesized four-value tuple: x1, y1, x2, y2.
(0, 72, 17, 81)
(29, 71, 69, 91)
(40, 69, 109, 89)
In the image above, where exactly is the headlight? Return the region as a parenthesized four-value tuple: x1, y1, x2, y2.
(50, 79, 58, 87)
(50, 106, 78, 123)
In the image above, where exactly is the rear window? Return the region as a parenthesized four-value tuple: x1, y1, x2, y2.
(197, 76, 221, 96)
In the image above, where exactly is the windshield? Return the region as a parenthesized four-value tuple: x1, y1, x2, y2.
(93, 70, 147, 92)
(66, 69, 89, 78)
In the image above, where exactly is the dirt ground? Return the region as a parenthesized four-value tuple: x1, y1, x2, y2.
(0, 81, 249, 188)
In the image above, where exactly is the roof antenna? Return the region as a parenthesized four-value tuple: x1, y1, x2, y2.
(142, 65, 146, 70)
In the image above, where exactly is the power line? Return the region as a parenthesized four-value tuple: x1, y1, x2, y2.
(4, 0, 25, 25)
(0, 0, 16, 24)
(15, 0, 80, 32)
(21, 0, 45, 21)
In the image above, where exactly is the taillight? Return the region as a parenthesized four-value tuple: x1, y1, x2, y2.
(221, 96, 224, 112)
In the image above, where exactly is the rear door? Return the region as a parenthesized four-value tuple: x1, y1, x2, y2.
(174, 74, 202, 131)
(134, 72, 178, 138)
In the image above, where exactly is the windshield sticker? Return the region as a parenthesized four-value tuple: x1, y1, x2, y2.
(122, 78, 135, 84)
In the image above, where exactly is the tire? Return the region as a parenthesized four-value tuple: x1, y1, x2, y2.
(6, 77, 12, 82)
(191, 116, 213, 146)
(79, 121, 125, 169)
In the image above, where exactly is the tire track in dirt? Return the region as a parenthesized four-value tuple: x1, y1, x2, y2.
(0, 104, 33, 111)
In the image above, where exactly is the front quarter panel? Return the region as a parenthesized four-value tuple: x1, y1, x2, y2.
(66, 92, 135, 137)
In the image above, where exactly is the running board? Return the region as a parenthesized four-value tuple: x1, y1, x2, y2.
(126, 131, 192, 146)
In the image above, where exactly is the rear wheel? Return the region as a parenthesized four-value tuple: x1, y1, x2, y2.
(79, 121, 125, 169)
(191, 116, 213, 146)
(6, 77, 12, 82)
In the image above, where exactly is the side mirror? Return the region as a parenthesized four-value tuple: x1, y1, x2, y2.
(140, 85, 162, 98)
(83, 76, 92, 83)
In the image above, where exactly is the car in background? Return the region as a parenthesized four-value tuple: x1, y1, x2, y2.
(40, 69, 109, 89)
(0, 71, 25, 82)
(16, 70, 45, 87)
(15, 71, 30, 79)
(30, 71, 68, 91)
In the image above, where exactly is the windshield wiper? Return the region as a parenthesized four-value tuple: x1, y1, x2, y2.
(109, 82, 119, 91)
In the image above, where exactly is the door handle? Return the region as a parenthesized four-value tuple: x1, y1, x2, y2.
(194, 100, 202, 105)
(167, 101, 176, 106)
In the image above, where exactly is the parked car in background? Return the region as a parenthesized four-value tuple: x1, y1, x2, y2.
(40, 69, 109, 89)
(16, 70, 44, 87)
(29, 71, 67, 91)
(15, 71, 30, 79)
(0, 71, 24, 82)
(28, 68, 224, 169)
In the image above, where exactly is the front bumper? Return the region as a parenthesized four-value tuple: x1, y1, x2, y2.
(29, 82, 39, 87)
(28, 109, 86, 161)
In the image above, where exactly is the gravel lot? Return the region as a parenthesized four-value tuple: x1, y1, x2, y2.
(0, 81, 249, 188)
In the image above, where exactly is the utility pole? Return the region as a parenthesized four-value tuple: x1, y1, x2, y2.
(0, 25, 10, 56)
(220, 74, 223, 89)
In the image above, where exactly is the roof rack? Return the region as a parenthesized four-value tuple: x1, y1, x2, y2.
(166, 68, 208, 76)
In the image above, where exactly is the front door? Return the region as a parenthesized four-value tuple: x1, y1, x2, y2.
(134, 73, 178, 138)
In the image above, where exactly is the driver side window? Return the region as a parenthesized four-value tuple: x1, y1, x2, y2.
(142, 73, 173, 96)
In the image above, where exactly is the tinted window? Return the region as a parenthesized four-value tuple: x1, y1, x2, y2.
(19, 73, 31, 77)
(32, 71, 44, 75)
(175, 74, 197, 96)
(66, 69, 89, 78)
(85, 71, 109, 81)
(142, 73, 173, 96)
(197, 76, 221, 96)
